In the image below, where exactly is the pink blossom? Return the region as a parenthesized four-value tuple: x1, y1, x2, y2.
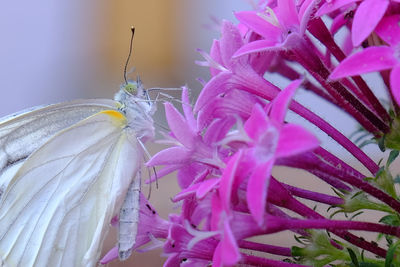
(317, 0, 400, 46)
(233, 0, 318, 57)
(330, 15, 400, 105)
(218, 79, 319, 226)
(100, 194, 169, 264)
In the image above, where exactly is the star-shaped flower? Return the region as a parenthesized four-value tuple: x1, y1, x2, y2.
(317, 0, 400, 46)
(329, 15, 400, 105)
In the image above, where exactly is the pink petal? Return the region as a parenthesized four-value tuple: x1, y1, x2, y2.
(194, 72, 232, 113)
(146, 147, 191, 166)
(197, 178, 220, 199)
(177, 163, 198, 189)
(174, 183, 200, 201)
(219, 151, 242, 211)
(181, 87, 197, 131)
(220, 221, 241, 265)
(270, 79, 302, 124)
(330, 13, 347, 35)
(212, 242, 223, 267)
(375, 15, 400, 46)
(329, 46, 397, 79)
(234, 11, 281, 40)
(298, 0, 318, 34)
(211, 194, 224, 231)
(247, 160, 273, 226)
(244, 104, 269, 140)
(233, 39, 282, 58)
(390, 65, 400, 106)
(352, 0, 389, 46)
(210, 40, 223, 76)
(100, 246, 118, 264)
(165, 102, 195, 148)
(220, 21, 244, 68)
(204, 117, 236, 144)
(277, 0, 299, 31)
(276, 124, 320, 158)
(316, 0, 357, 17)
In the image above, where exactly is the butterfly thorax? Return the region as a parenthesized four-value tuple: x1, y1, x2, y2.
(114, 81, 155, 142)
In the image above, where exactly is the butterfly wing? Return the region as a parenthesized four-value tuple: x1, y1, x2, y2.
(0, 110, 141, 267)
(0, 99, 117, 197)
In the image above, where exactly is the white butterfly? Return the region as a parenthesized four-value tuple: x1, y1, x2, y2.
(0, 80, 154, 266)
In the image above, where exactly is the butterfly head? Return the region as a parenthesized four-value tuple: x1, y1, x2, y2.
(115, 77, 155, 141)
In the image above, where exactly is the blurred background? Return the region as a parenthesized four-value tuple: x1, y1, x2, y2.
(0, 1, 391, 266)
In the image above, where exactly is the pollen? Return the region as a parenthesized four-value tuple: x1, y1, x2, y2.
(257, 7, 279, 27)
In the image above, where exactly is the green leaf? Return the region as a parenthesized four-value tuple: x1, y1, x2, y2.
(379, 136, 386, 152)
(387, 150, 399, 167)
(393, 175, 400, 184)
(348, 248, 360, 267)
(376, 167, 385, 178)
(385, 241, 400, 267)
(359, 263, 384, 267)
(379, 215, 400, 226)
(359, 139, 376, 148)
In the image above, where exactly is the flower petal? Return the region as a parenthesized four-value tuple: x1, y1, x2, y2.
(234, 11, 281, 39)
(165, 102, 195, 148)
(233, 39, 281, 58)
(329, 46, 397, 79)
(220, 220, 241, 266)
(277, 0, 299, 31)
(181, 87, 197, 131)
(244, 104, 269, 140)
(352, 0, 389, 46)
(276, 124, 320, 158)
(210, 40, 223, 76)
(100, 247, 118, 264)
(390, 65, 400, 106)
(316, 0, 356, 16)
(299, 0, 320, 35)
(147, 147, 191, 166)
(197, 178, 220, 199)
(220, 21, 244, 68)
(375, 15, 400, 46)
(270, 79, 302, 124)
(219, 151, 242, 211)
(247, 160, 273, 226)
(194, 72, 232, 113)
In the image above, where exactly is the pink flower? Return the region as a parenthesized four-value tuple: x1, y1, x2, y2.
(100, 194, 169, 264)
(194, 20, 281, 123)
(233, 0, 318, 56)
(147, 87, 224, 189)
(317, 0, 400, 46)
(329, 15, 400, 105)
(218, 79, 319, 226)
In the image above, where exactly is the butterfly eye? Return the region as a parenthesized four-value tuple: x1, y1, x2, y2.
(123, 82, 138, 95)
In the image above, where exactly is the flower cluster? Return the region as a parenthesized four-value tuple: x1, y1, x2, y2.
(103, 0, 400, 266)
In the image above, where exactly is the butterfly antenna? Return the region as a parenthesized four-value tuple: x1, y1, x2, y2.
(124, 27, 135, 85)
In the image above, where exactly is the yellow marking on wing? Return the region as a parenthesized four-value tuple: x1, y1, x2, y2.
(100, 110, 127, 127)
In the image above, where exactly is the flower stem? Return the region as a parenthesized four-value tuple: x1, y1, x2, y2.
(281, 183, 344, 206)
(289, 40, 389, 134)
(308, 17, 390, 123)
(238, 76, 379, 174)
(267, 178, 388, 257)
(265, 215, 400, 238)
(238, 240, 292, 257)
(241, 254, 307, 267)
